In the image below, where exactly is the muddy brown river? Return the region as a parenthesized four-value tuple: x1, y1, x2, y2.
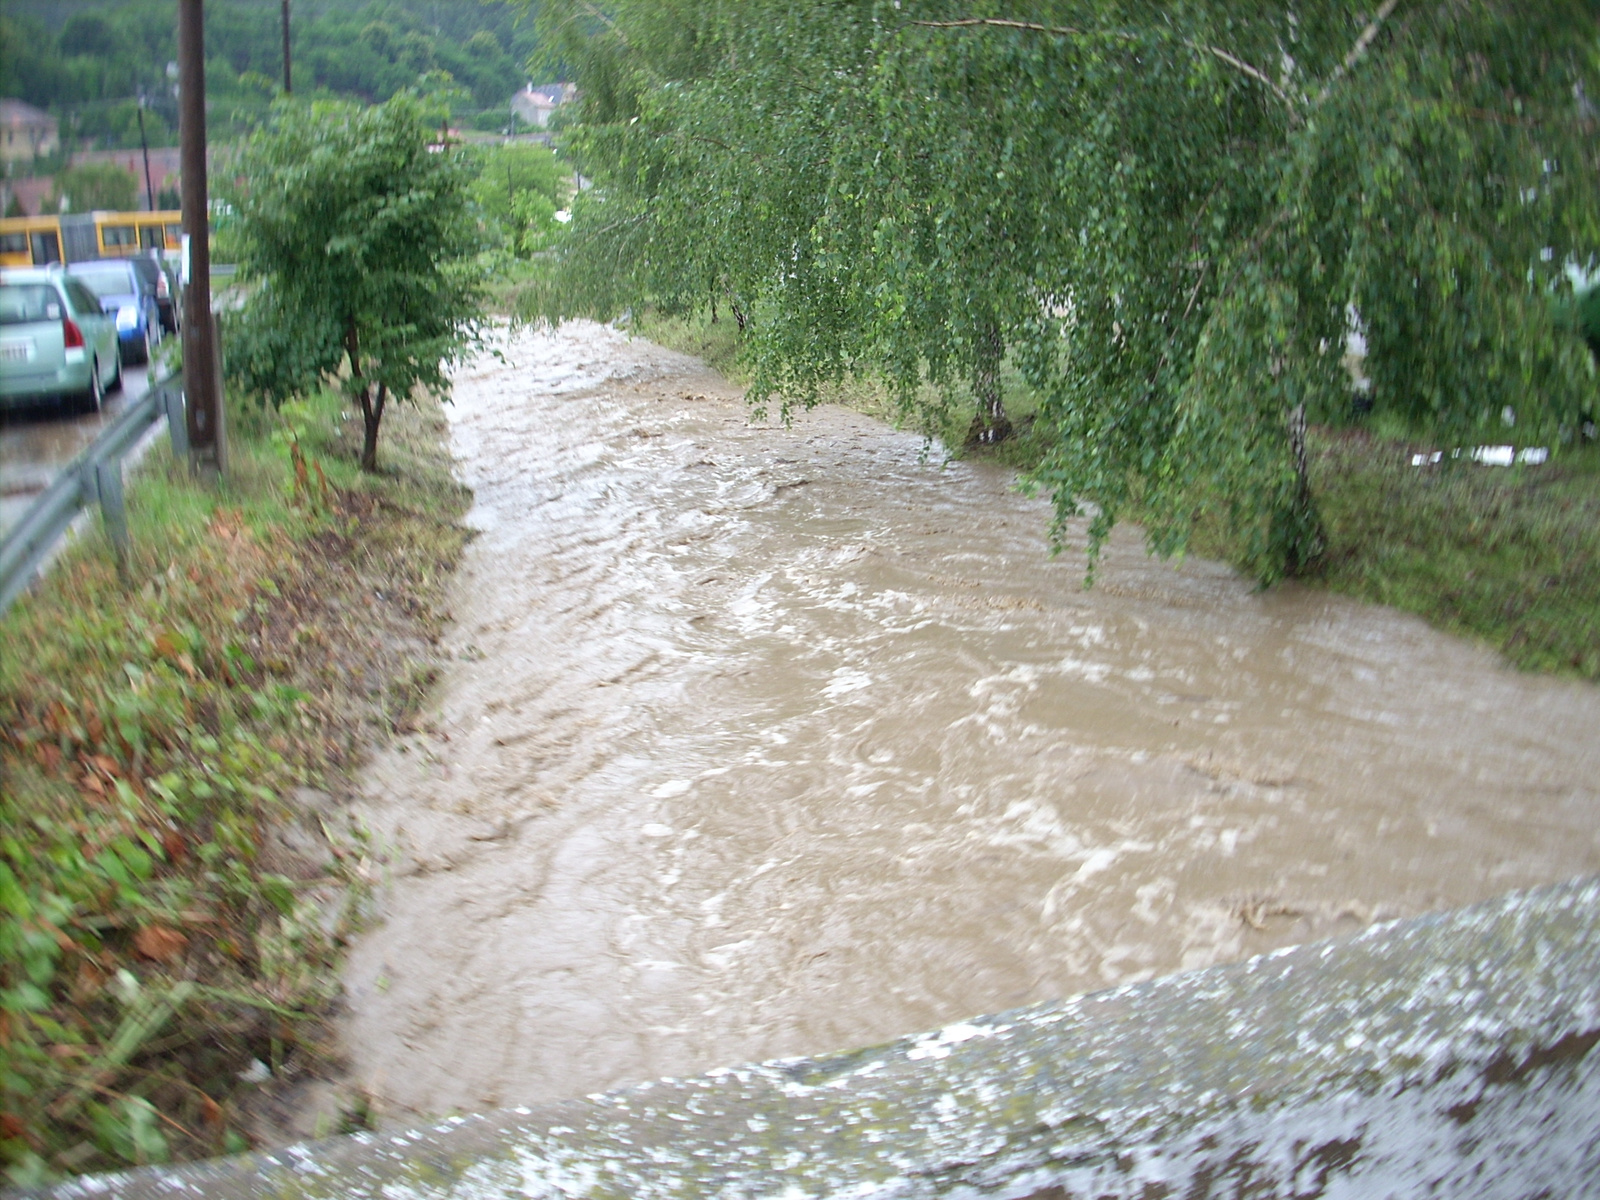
(338, 321, 1600, 1122)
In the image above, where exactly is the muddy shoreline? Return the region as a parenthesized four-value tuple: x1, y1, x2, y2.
(334, 322, 1600, 1124)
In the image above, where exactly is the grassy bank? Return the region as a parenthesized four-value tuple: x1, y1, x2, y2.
(1311, 433, 1599, 678)
(0, 385, 470, 1184)
(636, 309, 1599, 682)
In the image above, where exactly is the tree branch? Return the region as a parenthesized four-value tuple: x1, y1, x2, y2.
(1181, 257, 1213, 324)
(1314, 0, 1401, 106)
(909, 18, 1088, 37)
(579, 0, 628, 46)
(1464, 106, 1540, 129)
(1202, 44, 1293, 109)
(672, 130, 737, 153)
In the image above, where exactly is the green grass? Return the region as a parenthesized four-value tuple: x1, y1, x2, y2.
(633, 309, 745, 380)
(636, 307, 1599, 682)
(0, 384, 470, 1184)
(1312, 432, 1600, 678)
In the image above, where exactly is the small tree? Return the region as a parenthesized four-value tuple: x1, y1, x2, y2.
(48, 163, 137, 213)
(227, 93, 484, 471)
(468, 141, 568, 257)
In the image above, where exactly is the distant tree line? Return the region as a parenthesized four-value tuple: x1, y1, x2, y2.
(0, 0, 540, 153)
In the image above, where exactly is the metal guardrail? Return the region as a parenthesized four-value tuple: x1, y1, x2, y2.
(0, 375, 186, 615)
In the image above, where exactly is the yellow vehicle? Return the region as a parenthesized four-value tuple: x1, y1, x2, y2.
(0, 216, 66, 267)
(92, 210, 184, 257)
(0, 211, 183, 267)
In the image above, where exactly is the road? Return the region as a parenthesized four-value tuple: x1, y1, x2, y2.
(0, 361, 155, 539)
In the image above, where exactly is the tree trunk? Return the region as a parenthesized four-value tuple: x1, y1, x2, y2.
(965, 314, 1012, 447)
(346, 319, 386, 473)
(1279, 401, 1326, 576)
(360, 382, 387, 473)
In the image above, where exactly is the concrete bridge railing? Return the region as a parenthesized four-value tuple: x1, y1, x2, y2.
(29, 875, 1600, 1199)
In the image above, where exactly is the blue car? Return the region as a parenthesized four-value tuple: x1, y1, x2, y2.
(65, 259, 164, 366)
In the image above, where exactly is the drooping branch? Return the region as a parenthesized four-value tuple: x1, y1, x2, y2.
(1185, 2, 1405, 321)
(907, 18, 1295, 112)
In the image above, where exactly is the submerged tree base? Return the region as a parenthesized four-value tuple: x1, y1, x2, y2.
(964, 407, 1015, 448)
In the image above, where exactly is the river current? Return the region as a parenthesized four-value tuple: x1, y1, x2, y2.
(337, 321, 1600, 1120)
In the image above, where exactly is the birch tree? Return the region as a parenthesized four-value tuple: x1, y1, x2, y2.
(532, 1, 1600, 580)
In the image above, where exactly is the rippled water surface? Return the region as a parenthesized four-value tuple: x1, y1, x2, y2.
(339, 322, 1600, 1119)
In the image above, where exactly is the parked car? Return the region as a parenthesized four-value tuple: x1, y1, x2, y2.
(0, 266, 122, 414)
(65, 259, 163, 365)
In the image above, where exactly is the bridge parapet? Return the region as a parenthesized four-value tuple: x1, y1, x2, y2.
(29, 876, 1600, 1199)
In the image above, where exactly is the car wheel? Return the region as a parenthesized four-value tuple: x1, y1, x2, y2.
(108, 351, 124, 396)
(75, 357, 105, 415)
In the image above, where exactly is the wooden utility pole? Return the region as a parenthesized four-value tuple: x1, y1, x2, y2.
(136, 98, 155, 211)
(281, 0, 291, 93)
(179, 0, 224, 475)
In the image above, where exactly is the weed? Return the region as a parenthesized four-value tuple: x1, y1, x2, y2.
(0, 384, 469, 1183)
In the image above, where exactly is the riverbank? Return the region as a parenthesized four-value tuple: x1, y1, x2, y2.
(0, 388, 469, 1185)
(635, 311, 1600, 681)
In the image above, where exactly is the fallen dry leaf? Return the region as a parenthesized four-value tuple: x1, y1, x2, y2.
(72, 962, 106, 1003)
(200, 1095, 224, 1129)
(43, 700, 68, 735)
(133, 925, 188, 964)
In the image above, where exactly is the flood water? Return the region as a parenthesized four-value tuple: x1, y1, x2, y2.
(339, 322, 1600, 1121)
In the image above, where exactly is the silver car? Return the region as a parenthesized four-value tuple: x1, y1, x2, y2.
(0, 266, 122, 414)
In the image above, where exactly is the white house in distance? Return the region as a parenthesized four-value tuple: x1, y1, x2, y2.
(511, 82, 575, 128)
(1, 100, 60, 168)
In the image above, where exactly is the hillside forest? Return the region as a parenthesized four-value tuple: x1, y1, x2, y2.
(0, 0, 541, 153)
